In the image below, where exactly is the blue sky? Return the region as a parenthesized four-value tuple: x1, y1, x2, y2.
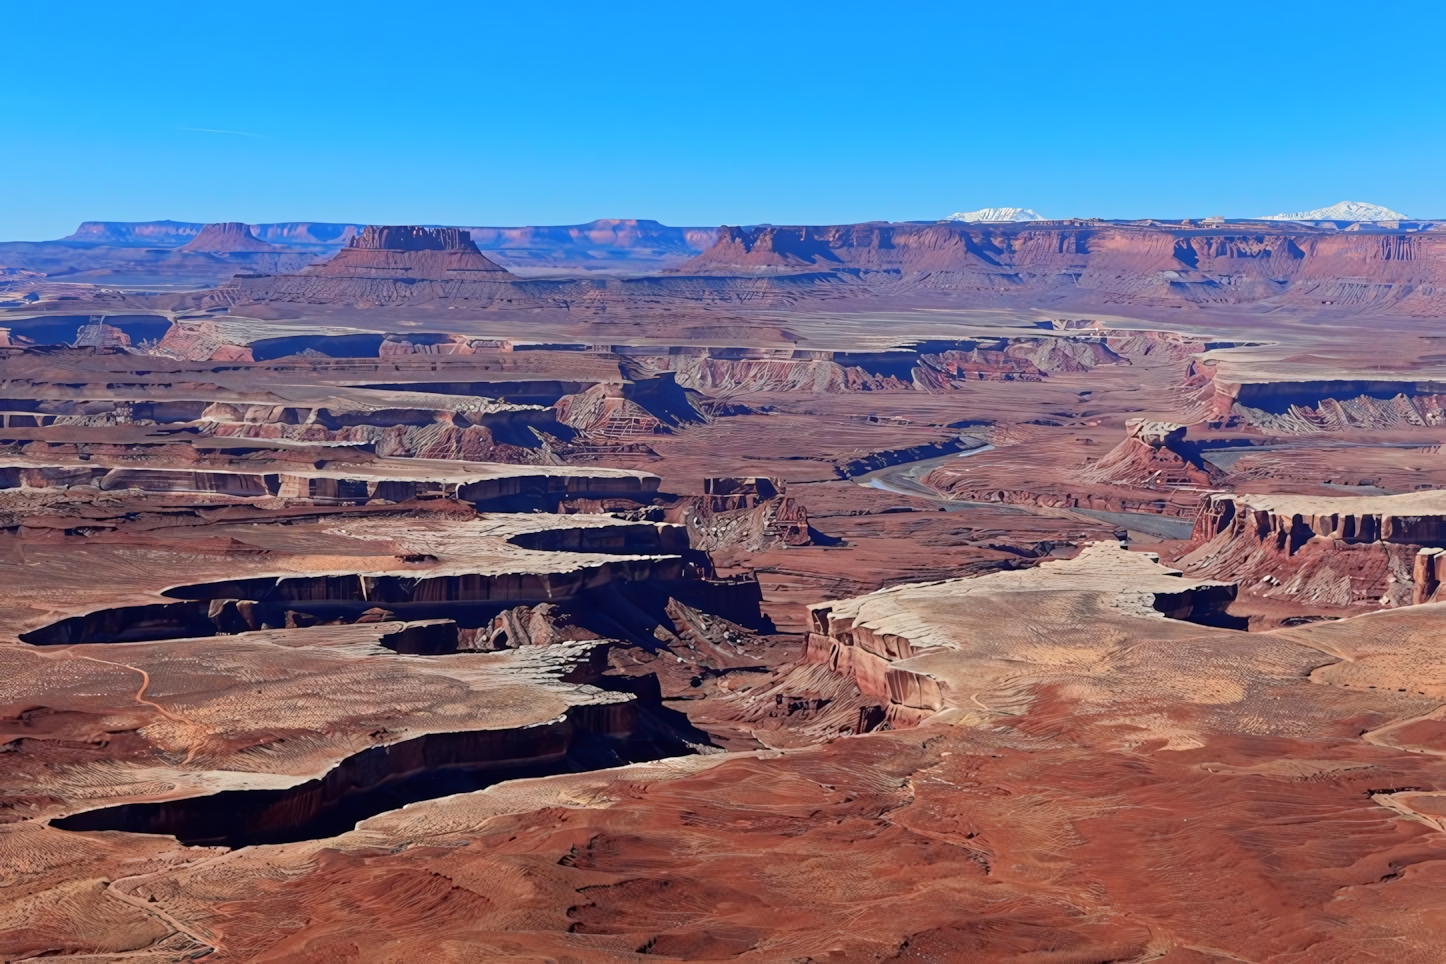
(2, 1, 1442, 239)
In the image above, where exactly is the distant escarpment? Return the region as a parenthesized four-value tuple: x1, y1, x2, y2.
(62, 220, 364, 247)
(461, 219, 716, 273)
(207, 246, 829, 310)
(673, 220, 1446, 314)
(194, 218, 1446, 314)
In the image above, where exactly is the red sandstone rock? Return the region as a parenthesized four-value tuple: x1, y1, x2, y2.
(179, 222, 282, 253)
(674, 220, 1446, 314)
(1178, 490, 1446, 609)
(1079, 419, 1224, 488)
(305, 225, 512, 280)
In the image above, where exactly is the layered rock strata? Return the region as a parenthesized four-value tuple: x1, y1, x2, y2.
(1078, 419, 1225, 489)
(552, 373, 708, 439)
(1181, 490, 1446, 607)
(674, 220, 1446, 314)
(0, 445, 659, 511)
(314, 225, 513, 279)
(672, 478, 812, 552)
(624, 334, 1158, 395)
(1189, 354, 1446, 434)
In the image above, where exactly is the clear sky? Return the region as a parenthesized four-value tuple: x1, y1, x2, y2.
(3, 1, 1442, 240)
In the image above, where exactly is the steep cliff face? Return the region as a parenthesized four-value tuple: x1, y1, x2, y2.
(1188, 357, 1446, 434)
(1178, 491, 1446, 608)
(674, 221, 1446, 314)
(349, 226, 475, 252)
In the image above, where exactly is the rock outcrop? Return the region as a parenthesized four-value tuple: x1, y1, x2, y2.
(670, 478, 813, 552)
(179, 222, 282, 253)
(1079, 419, 1224, 488)
(307, 225, 512, 279)
(552, 373, 708, 439)
(1179, 491, 1446, 607)
(214, 225, 516, 305)
(806, 543, 1239, 727)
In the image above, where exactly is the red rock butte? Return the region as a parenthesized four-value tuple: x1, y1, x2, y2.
(179, 221, 283, 253)
(306, 224, 513, 279)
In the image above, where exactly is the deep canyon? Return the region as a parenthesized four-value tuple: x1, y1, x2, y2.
(1, 214, 1445, 963)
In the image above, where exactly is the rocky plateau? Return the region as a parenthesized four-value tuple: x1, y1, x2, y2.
(1, 216, 1445, 962)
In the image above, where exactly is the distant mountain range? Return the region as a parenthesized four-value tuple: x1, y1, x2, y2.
(1261, 201, 1409, 222)
(942, 207, 1047, 223)
(936, 201, 1418, 224)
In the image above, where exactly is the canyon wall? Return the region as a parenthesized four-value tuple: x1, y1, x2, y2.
(675, 221, 1446, 314)
(1179, 491, 1446, 607)
(1192, 360, 1446, 433)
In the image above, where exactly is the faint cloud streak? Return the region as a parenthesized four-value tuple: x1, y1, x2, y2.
(179, 127, 265, 138)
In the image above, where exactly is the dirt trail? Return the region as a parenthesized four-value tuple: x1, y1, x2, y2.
(68, 652, 208, 764)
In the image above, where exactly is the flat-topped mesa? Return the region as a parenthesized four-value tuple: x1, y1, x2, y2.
(804, 544, 1238, 727)
(659, 219, 1446, 315)
(1181, 490, 1446, 607)
(301, 224, 513, 281)
(180, 222, 282, 253)
(349, 225, 479, 252)
(1077, 418, 1223, 489)
(1193, 491, 1446, 549)
(1188, 354, 1446, 435)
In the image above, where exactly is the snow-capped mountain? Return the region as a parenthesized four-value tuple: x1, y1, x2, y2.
(943, 207, 1047, 223)
(1261, 201, 1409, 222)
